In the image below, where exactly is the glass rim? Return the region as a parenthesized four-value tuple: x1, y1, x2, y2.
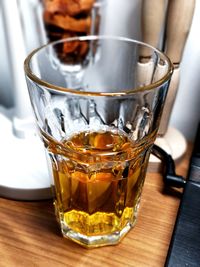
(24, 35, 174, 97)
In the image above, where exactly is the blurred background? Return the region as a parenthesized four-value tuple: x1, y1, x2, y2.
(0, 0, 199, 141)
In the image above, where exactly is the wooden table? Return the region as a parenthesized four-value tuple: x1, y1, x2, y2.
(0, 144, 192, 267)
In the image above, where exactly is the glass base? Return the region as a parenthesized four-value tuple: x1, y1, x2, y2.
(60, 216, 137, 248)
(54, 197, 142, 248)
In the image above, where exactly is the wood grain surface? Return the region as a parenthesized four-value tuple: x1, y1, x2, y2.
(0, 144, 192, 267)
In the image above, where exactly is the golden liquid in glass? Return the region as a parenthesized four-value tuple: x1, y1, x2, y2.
(47, 130, 152, 246)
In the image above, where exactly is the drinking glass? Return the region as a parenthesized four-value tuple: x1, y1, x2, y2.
(24, 36, 173, 248)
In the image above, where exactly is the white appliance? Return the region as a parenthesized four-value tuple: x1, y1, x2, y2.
(0, 0, 51, 200)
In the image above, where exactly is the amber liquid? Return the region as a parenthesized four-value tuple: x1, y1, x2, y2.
(47, 129, 153, 246)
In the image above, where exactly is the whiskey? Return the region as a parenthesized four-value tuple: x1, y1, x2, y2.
(47, 129, 153, 246)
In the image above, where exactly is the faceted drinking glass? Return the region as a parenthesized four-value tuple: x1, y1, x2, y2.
(24, 36, 173, 248)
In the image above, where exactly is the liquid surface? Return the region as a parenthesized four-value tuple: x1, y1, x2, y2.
(47, 130, 152, 238)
